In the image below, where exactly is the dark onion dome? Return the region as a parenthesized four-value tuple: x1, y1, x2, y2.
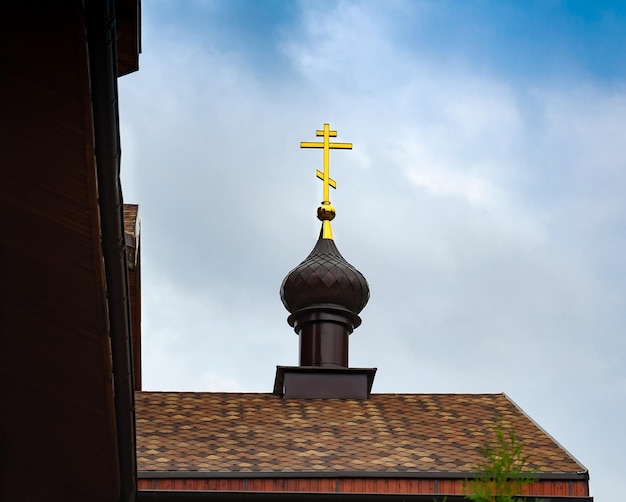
(280, 236, 370, 322)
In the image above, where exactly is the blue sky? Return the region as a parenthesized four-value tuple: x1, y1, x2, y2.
(150, 0, 626, 82)
(119, 1, 626, 500)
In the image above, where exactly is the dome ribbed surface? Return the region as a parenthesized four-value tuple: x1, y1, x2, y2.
(280, 238, 369, 315)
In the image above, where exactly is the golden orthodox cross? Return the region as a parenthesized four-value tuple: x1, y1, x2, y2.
(300, 123, 352, 204)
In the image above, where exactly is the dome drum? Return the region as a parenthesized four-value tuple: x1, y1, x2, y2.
(289, 304, 362, 368)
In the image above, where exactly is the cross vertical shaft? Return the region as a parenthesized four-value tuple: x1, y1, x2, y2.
(300, 123, 352, 240)
(300, 123, 352, 205)
(322, 123, 332, 203)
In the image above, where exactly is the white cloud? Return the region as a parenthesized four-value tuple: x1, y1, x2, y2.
(404, 161, 501, 206)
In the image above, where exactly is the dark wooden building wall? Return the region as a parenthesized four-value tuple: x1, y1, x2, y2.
(1, 2, 121, 500)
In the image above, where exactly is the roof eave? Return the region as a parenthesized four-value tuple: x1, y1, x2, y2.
(86, 0, 137, 499)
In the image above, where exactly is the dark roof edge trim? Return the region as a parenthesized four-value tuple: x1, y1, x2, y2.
(504, 392, 590, 474)
(138, 470, 589, 481)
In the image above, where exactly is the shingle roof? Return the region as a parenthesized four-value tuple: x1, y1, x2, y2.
(135, 392, 584, 474)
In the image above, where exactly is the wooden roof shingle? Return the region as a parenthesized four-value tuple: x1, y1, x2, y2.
(136, 392, 584, 475)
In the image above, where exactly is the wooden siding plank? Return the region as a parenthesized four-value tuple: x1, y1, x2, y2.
(135, 476, 588, 496)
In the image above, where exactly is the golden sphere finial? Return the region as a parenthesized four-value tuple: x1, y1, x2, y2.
(317, 201, 336, 221)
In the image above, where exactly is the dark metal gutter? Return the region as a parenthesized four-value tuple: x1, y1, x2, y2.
(86, 1, 137, 501)
(138, 470, 589, 481)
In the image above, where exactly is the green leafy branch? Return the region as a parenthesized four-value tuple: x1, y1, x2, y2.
(465, 422, 537, 502)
